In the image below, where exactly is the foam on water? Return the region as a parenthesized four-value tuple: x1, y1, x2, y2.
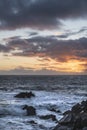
(0, 90, 87, 130)
(0, 75, 87, 130)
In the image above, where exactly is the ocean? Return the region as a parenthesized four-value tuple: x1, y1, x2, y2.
(0, 75, 87, 130)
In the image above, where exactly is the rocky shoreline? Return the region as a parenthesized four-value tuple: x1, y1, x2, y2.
(15, 92, 87, 130)
(53, 100, 87, 130)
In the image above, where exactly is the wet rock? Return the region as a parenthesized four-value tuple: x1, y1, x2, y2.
(53, 100, 87, 130)
(81, 100, 87, 106)
(59, 113, 74, 125)
(39, 114, 58, 122)
(47, 105, 61, 113)
(15, 92, 35, 98)
(81, 113, 87, 127)
(71, 103, 82, 114)
(81, 100, 87, 112)
(28, 120, 37, 124)
(63, 110, 71, 115)
(73, 116, 82, 130)
(53, 124, 70, 130)
(71, 100, 87, 114)
(23, 105, 36, 116)
(49, 108, 61, 113)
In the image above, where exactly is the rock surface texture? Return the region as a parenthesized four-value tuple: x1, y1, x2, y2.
(23, 105, 36, 116)
(15, 92, 35, 98)
(53, 100, 87, 130)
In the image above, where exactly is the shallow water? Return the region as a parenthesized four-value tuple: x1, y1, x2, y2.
(0, 75, 87, 130)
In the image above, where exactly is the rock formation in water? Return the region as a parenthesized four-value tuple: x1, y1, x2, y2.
(53, 100, 87, 130)
(15, 91, 35, 98)
(23, 105, 36, 116)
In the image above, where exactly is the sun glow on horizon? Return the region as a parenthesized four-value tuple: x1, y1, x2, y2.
(0, 54, 86, 74)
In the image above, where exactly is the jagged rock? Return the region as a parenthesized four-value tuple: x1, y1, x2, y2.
(23, 105, 36, 116)
(71, 103, 82, 114)
(59, 113, 74, 125)
(81, 100, 87, 112)
(53, 100, 87, 130)
(39, 114, 58, 122)
(63, 110, 71, 115)
(81, 100, 87, 106)
(15, 92, 35, 98)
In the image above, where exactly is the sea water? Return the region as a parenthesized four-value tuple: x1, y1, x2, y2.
(0, 75, 87, 130)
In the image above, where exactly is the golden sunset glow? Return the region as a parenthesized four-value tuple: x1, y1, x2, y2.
(0, 54, 86, 74)
(40, 58, 86, 73)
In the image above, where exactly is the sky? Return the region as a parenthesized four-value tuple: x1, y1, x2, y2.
(0, 0, 87, 75)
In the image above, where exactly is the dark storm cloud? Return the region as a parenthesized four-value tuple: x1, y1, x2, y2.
(3, 36, 87, 63)
(0, 44, 12, 52)
(0, 0, 87, 29)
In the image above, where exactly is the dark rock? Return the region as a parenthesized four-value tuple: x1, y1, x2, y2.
(63, 110, 71, 115)
(81, 100, 87, 106)
(59, 113, 74, 125)
(23, 105, 36, 116)
(73, 113, 87, 130)
(39, 114, 58, 122)
(53, 100, 87, 130)
(81, 113, 87, 127)
(73, 116, 82, 130)
(71, 103, 82, 114)
(82, 118, 87, 127)
(15, 92, 35, 98)
(49, 108, 61, 113)
(28, 120, 37, 124)
(81, 100, 87, 112)
(53, 124, 70, 130)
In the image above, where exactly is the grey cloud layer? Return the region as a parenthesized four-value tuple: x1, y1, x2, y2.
(0, 0, 87, 29)
(0, 67, 60, 75)
(0, 44, 12, 52)
(1, 36, 87, 63)
(57, 27, 87, 38)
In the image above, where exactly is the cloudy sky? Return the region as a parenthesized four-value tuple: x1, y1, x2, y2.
(0, 0, 87, 75)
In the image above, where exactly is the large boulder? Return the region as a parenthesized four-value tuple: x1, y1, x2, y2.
(15, 91, 35, 98)
(23, 105, 36, 116)
(53, 100, 87, 130)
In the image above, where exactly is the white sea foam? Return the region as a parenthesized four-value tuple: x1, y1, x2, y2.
(0, 90, 87, 130)
(0, 75, 87, 130)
